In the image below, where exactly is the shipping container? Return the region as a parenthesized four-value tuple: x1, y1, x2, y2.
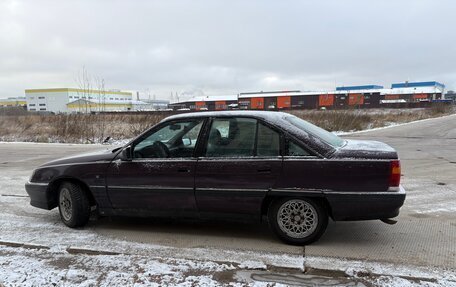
(303, 94, 319, 109)
(226, 100, 238, 109)
(334, 94, 348, 109)
(291, 95, 305, 109)
(412, 93, 430, 102)
(264, 97, 277, 110)
(318, 94, 334, 107)
(206, 102, 216, 111)
(362, 92, 381, 108)
(238, 98, 251, 109)
(385, 94, 400, 100)
(250, 97, 265, 110)
(195, 101, 207, 111)
(277, 96, 291, 109)
(215, 101, 226, 110)
(348, 93, 364, 106)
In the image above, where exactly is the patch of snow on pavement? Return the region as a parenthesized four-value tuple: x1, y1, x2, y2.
(0, 245, 237, 287)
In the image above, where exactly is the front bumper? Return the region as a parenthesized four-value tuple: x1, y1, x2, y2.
(324, 185, 406, 221)
(25, 181, 56, 210)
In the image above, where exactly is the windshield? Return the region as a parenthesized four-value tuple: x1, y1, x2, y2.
(284, 115, 345, 148)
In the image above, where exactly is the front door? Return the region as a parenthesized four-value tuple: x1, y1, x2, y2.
(195, 117, 283, 221)
(106, 118, 205, 217)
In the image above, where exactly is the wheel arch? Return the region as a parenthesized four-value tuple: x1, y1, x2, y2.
(48, 177, 97, 207)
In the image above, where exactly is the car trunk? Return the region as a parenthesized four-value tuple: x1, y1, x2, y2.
(331, 139, 398, 160)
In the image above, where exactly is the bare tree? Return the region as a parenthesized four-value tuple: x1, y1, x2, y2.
(76, 66, 92, 113)
(74, 67, 110, 143)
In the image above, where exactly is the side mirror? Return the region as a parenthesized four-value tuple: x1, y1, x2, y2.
(121, 146, 132, 161)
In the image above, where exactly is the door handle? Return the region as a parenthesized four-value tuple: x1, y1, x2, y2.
(257, 168, 271, 173)
(178, 168, 191, 173)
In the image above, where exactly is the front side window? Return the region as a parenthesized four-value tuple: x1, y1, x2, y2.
(205, 118, 280, 157)
(133, 119, 203, 159)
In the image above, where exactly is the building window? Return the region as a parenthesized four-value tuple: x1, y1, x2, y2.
(38, 96, 45, 99)
(40, 108, 46, 111)
(30, 108, 36, 111)
(29, 104, 36, 106)
(29, 97, 34, 100)
(39, 104, 46, 106)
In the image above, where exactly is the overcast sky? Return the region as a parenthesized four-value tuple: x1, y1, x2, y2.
(1, 0, 455, 100)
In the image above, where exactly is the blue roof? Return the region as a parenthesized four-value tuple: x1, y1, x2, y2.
(336, 85, 383, 91)
(391, 81, 445, 89)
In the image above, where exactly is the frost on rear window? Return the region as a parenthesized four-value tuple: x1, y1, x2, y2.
(283, 115, 345, 148)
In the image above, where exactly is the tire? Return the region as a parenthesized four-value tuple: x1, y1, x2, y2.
(58, 182, 91, 228)
(268, 197, 328, 245)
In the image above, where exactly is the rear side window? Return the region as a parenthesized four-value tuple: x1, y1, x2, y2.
(206, 118, 257, 157)
(257, 123, 280, 156)
(205, 118, 280, 157)
(287, 140, 311, 156)
(284, 115, 345, 148)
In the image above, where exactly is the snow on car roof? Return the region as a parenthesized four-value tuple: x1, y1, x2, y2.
(163, 110, 289, 121)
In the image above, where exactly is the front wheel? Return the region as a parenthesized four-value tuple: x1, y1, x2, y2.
(268, 198, 328, 245)
(58, 182, 90, 228)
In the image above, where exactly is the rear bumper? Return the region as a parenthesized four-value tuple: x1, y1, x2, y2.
(25, 181, 56, 210)
(324, 185, 406, 221)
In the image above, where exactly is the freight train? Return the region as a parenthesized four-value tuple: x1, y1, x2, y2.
(169, 81, 445, 111)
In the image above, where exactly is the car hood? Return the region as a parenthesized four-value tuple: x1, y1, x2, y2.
(332, 139, 398, 159)
(40, 148, 119, 167)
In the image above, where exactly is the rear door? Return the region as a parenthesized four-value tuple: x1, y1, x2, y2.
(195, 117, 282, 220)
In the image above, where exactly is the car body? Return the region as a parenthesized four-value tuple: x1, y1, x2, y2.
(25, 111, 405, 244)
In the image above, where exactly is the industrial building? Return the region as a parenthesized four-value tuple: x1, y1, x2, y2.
(25, 88, 133, 113)
(169, 81, 446, 111)
(25, 88, 171, 113)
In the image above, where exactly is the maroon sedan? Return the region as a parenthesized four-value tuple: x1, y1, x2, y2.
(25, 111, 405, 245)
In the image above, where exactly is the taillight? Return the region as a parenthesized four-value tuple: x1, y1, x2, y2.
(389, 160, 401, 187)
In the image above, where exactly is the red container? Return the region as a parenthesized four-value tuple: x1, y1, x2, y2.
(348, 93, 364, 106)
(277, 96, 291, 109)
(251, 97, 265, 110)
(319, 94, 334, 107)
(215, 101, 226, 110)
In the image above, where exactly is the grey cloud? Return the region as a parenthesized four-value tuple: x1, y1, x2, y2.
(0, 0, 455, 100)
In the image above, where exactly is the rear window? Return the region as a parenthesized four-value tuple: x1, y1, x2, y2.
(284, 115, 345, 148)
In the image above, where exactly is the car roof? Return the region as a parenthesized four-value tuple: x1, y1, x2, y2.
(163, 110, 289, 122)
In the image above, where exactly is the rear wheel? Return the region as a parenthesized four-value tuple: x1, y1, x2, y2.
(268, 197, 328, 245)
(58, 182, 90, 228)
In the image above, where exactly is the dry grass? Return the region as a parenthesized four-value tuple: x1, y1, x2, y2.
(0, 106, 454, 143)
(290, 105, 454, 132)
(0, 112, 168, 143)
